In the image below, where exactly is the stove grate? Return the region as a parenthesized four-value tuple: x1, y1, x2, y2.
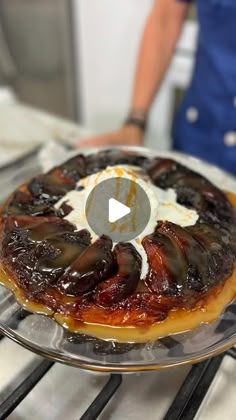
(80, 374, 122, 420)
(163, 348, 236, 420)
(0, 347, 236, 420)
(0, 359, 53, 420)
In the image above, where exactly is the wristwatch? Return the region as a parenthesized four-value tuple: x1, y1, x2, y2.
(124, 109, 148, 132)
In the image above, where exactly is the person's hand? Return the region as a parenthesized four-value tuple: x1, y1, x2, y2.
(77, 125, 144, 148)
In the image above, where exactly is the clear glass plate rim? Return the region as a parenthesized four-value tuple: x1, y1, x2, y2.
(1, 321, 236, 372)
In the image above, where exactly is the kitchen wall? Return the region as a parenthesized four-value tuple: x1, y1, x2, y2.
(73, 0, 198, 149)
(0, 0, 76, 119)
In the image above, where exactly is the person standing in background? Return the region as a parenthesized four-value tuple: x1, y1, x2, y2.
(79, 0, 236, 175)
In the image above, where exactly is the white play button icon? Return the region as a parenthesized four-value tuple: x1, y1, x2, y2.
(108, 198, 131, 223)
(86, 177, 151, 242)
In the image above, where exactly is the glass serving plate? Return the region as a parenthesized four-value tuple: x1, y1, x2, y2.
(0, 146, 236, 373)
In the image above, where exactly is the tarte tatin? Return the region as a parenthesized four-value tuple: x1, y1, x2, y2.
(0, 149, 236, 342)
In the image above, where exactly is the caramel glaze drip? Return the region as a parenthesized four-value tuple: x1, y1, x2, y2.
(0, 150, 236, 329)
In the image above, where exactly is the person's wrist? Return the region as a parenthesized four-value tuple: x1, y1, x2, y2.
(124, 109, 148, 133)
(121, 123, 144, 145)
(123, 124, 144, 136)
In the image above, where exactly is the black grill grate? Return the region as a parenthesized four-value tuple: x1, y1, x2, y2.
(0, 359, 53, 420)
(163, 347, 236, 420)
(0, 346, 235, 420)
(163, 355, 224, 420)
(80, 374, 122, 420)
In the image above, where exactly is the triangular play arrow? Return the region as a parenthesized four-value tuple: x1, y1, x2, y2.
(108, 198, 131, 223)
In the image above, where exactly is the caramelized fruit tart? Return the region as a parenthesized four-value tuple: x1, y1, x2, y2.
(0, 149, 236, 343)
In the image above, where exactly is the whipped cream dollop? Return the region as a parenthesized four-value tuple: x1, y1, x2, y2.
(55, 165, 199, 279)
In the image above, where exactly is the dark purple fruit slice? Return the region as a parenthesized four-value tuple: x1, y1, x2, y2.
(147, 158, 191, 189)
(85, 150, 149, 175)
(188, 223, 236, 286)
(28, 171, 74, 204)
(157, 221, 209, 294)
(1, 216, 91, 296)
(57, 202, 73, 217)
(142, 231, 186, 296)
(58, 235, 115, 296)
(147, 157, 234, 226)
(143, 220, 236, 300)
(94, 243, 141, 306)
(5, 190, 58, 217)
(52, 154, 87, 182)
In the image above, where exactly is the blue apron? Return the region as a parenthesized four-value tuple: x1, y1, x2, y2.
(173, 0, 236, 175)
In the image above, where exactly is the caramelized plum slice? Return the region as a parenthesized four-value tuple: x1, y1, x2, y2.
(27, 218, 75, 241)
(36, 229, 91, 273)
(148, 158, 234, 225)
(58, 235, 115, 296)
(147, 158, 191, 189)
(1, 215, 91, 295)
(143, 220, 231, 299)
(95, 243, 141, 307)
(55, 154, 87, 181)
(156, 222, 210, 293)
(5, 190, 58, 217)
(155, 221, 234, 294)
(188, 223, 235, 284)
(174, 176, 234, 224)
(85, 150, 149, 175)
(2, 215, 77, 243)
(7, 158, 86, 217)
(28, 169, 75, 204)
(57, 202, 73, 217)
(142, 231, 187, 296)
(1, 215, 66, 254)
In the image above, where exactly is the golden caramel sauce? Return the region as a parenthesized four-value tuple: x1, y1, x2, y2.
(55, 268, 236, 342)
(111, 176, 121, 233)
(0, 190, 236, 343)
(226, 191, 236, 207)
(0, 269, 53, 315)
